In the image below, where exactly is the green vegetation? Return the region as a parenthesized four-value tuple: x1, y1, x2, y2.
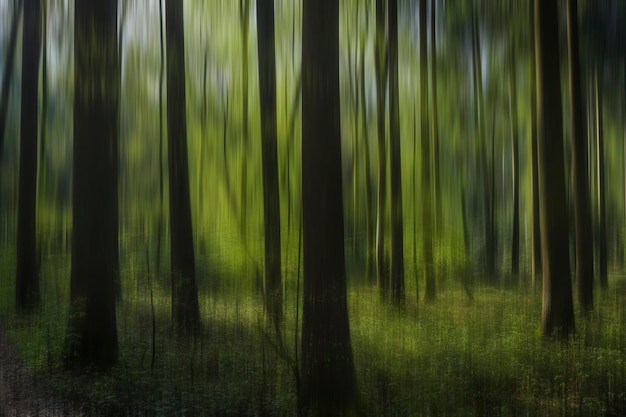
(1, 0, 626, 415)
(2, 244, 626, 415)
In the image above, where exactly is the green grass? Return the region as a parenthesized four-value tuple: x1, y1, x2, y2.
(2, 243, 626, 416)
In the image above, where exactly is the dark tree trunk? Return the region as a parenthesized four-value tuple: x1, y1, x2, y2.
(508, 52, 520, 280)
(530, 0, 542, 289)
(0, 0, 23, 157)
(16, 0, 42, 312)
(256, 0, 283, 329)
(388, 0, 404, 306)
(471, 13, 494, 283)
(299, 0, 360, 414)
(156, 0, 165, 276)
(566, 0, 594, 313)
(64, 0, 119, 370)
(420, 0, 435, 302)
(165, 0, 200, 334)
(535, 0, 575, 339)
(595, 64, 607, 290)
(374, 0, 388, 297)
(431, 0, 442, 274)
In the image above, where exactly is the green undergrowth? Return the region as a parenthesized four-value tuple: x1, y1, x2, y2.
(2, 245, 626, 416)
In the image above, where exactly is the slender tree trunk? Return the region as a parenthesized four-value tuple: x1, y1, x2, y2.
(535, 0, 575, 339)
(16, 0, 42, 312)
(256, 0, 283, 330)
(165, 0, 200, 334)
(360, 23, 374, 285)
(471, 13, 494, 283)
(156, 0, 165, 279)
(39, 0, 48, 181)
(595, 63, 607, 290)
(300, 0, 360, 414)
(374, 0, 388, 296)
(240, 0, 250, 236)
(0, 0, 23, 158)
(431, 0, 442, 277)
(567, 0, 594, 313)
(508, 52, 520, 280)
(64, 0, 119, 370)
(388, 0, 404, 306)
(530, 0, 542, 289)
(420, 0, 435, 302)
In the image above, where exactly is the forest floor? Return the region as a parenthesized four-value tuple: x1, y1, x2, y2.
(0, 323, 78, 417)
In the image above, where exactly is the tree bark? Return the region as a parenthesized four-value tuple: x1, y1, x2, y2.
(360, 19, 374, 285)
(535, 0, 575, 339)
(16, 0, 42, 312)
(374, 0, 388, 296)
(64, 0, 119, 370)
(239, 0, 250, 236)
(421, 0, 435, 302)
(508, 52, 520, 280)
(431, 0, 442, 274)
(595, 63, 607, 290)
(566, 0, 594, 313)
(165, 0, 200, 334)
(0, 0, 23, 159)
(471, 12, 494, 283)
(299, 0, 360, 414)
(530, 0, 542, 289)
(388, 0, 404, 306)
(256, 0, 283, 329)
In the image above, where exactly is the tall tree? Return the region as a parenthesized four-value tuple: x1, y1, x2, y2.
(431, 0, 442, 276)
(256, 0, 283, 329)
(64, 0, 119, 370)
(566, 0, 594, 312)
(239, 0, 251, 235)
(16, 0, 42, 312)
(529, 0, 542, 288)
(360, 0, 375, 284)
(508, 50, 520, 279)
(594, 63, 607, 290)
(388, 0, 404, 306)
(165, 0, 200, 333)
(300, 0, 360, 414)
(0, 0, 23, 156)
(471, 11, 495, 283)
(420, 0, 435, 302)
(374, 0, 388, 296)
(535, 0, 575, 338)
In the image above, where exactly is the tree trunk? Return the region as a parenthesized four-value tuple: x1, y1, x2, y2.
(165, 0, 200, 334)
(535, 0, 575, 339)
(256, 0, 283, 330)
(421, 0, 435, 302)
(566, 0, 594, 313)
(530, 0, 542, 289)
(360, 24, 374, 285)
(431, 0, 442, 276)
(508, 52, 520, 280)
(240, 0, 250, 236)
(595, 63, 607, 290)
(374, 0, 388, 297)
(0, 0, 23, 158)
(16, 0, 42, 312)
(388, 0, 404, 306)
(471, 13, 494, 283)
(64, 0, 119, 370)
(299, 0, 360, 414)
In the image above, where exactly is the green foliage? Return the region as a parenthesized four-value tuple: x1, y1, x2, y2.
(4, 241, 626, 416)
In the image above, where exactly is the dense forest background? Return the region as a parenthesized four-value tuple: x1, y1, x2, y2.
(0, 0, 625, 415)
